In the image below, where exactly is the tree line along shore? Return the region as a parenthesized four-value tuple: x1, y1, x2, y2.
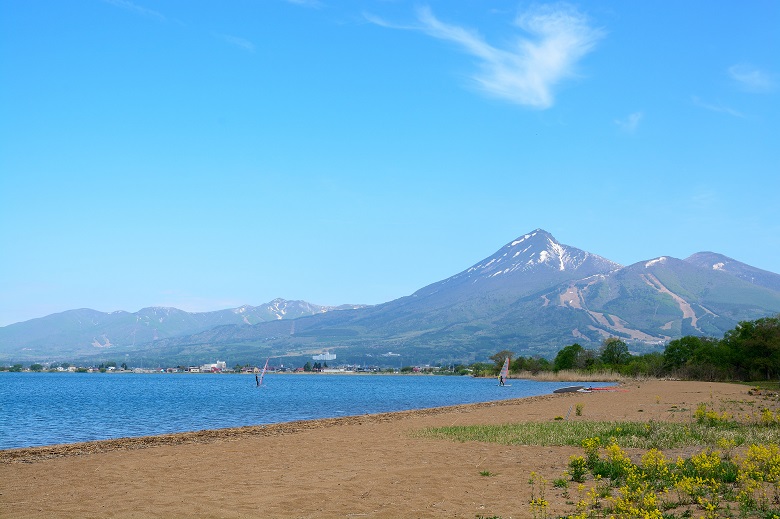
(3, 315, 778, 383)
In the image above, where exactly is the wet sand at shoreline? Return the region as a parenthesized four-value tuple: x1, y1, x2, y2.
(0, 380, 765, 518)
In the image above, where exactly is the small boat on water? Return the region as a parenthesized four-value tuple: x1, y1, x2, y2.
(553, 385, 584, 393)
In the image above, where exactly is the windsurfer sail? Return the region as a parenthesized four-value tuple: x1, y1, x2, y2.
(258, 358, 269, 386)
(499, 357, 509, 386)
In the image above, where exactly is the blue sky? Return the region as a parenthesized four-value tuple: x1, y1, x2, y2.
(1, 0, 778, 327)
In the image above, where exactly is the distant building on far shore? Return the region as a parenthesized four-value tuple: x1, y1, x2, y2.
(312, 351, 336, 361)
(200, 360, 227, 372)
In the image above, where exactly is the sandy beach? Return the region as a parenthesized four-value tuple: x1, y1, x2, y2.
(0, 379, 768, 518)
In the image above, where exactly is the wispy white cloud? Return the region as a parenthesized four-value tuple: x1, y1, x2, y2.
(728, 64, 776, 93)
(102, 0, 165, 22)
(691, 96, 744, 118)
(363, 12, 409, 30)
(367, 3, 604, 109)
(614, 112, 643, 133)
(218, 34, 256, 53)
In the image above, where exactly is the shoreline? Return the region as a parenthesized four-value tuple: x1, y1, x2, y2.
(0, 394, 559, 464)
(3, 374, 621, 455)
(2, 380, 766, 519)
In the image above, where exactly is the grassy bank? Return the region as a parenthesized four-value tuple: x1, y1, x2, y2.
(415, 418, 780, 450)
(418, 400, 780, 518)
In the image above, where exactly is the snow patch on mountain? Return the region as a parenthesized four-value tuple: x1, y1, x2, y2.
(645, 257, 667, 268)
(511, 233, 533, 246)
(550, 242, 567, 271)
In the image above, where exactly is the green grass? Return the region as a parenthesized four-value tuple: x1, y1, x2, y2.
(742, 380, 780, 391)
(418, 405, 780, 518)
(414, 420, 780, 450)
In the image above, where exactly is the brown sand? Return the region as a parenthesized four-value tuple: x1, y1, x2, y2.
(0, 380, 766, 518)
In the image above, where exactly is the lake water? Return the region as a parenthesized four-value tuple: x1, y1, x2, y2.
(0, 372, 602, 450)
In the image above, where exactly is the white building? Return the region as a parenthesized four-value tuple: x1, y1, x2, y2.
(200, 360, 227, 372)
(312, 351, 336, 361)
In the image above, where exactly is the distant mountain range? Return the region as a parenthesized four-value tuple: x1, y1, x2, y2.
(3, 229, 779, 366)
(0, 299, 362, 362)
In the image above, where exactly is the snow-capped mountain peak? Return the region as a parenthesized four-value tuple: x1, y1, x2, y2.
(414, 229, 621, 298)
(464, 229, 618, 279)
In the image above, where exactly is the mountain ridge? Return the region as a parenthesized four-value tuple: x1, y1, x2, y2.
(3, 229, 779, 365)
(0, 299, 364, 360)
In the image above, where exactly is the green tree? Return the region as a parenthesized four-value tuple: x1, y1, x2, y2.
(721, 315, 780, 380)
(450, 364, 469, 375)
(10, 364, 23, 372)
(634, 352, 666, 377)
(489, 350, 514, 373)
(663, 336, 701, 370)
(524, 356, 551, 374)
(510, 356, 527, 372)
(303, 362, 312, 372)
(553, 343, 584, 371)
(29, 363, 44, 372)
(620, 352, 665, 377)
(468, 362, 494, 377)
(579, 349, 597, 370)
(599, 337, 631, 366)
(689, 337, 724, 380)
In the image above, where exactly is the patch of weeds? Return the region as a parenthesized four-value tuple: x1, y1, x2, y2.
(416, 412, 780, 450)
(528, 472, 550, 519)
(554, 477, 570, 498)
(551, 433, 780, 518)
(421, 401, 780, 518)
(568, 455, 588, 483)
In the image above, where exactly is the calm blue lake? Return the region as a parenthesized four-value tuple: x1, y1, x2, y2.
(0, 372, 602, 450)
